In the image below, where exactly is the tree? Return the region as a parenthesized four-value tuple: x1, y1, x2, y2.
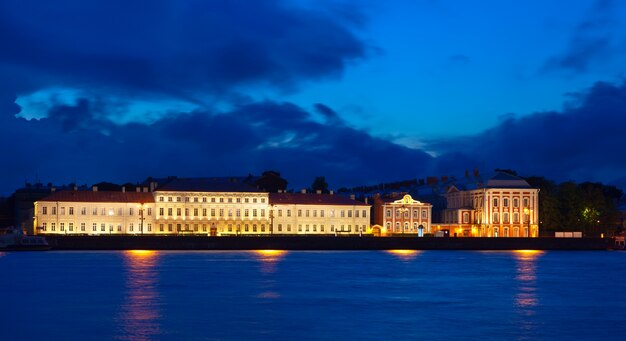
(311, 176, 329, 194)
(254, 171, 288, 193)
(526, 176, 561, 232)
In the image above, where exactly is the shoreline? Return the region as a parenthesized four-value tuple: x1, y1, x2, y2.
(40, 235, 618, 251)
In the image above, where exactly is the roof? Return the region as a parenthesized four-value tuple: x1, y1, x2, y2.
(269, 193, 369, 206)
(156, 177, 261, 193)
(38, 190, 155, 203)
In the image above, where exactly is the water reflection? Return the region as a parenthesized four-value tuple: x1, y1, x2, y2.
(513, 250, 543, 334)
(251, 250, 287, 274)
(117, 250, 161, 341)
(385, 250, 421, 261)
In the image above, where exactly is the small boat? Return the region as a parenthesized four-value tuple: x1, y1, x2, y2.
(0, 227, 50, 251)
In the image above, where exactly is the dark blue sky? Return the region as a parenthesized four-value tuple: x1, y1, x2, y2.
(1, 0, 626, 194)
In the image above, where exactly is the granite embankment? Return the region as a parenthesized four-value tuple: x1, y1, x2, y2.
(44, 235, 617, 250)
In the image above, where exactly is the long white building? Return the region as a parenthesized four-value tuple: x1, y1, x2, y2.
(34, 177, 371, 236)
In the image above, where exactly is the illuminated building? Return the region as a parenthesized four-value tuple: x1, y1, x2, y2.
(270, 192, 370, 235)
(152, 178, 269, 236)
(437, 172, 539, 237)
(371, 194, 432, 236)
(34, 178, 371, 236)
(34, 188, 155, 235)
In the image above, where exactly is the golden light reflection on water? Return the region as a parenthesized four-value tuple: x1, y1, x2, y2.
(386, 250, 421, 261)
(251, 250, 287, 275)
(117, 250, 160, 341)
(251, 250, 287, 300)
(513, 250, 543, 333)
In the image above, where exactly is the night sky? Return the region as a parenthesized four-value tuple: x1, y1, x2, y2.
(1, 0, 626, 194)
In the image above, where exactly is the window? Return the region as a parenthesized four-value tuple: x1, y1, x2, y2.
(253, 224, 257, 232)
(185, 208, 189, 216)
(261, 198, 266, 203)
(129, 208, 134, 216)
(462, 212, 469, 224)
(493, 212, 499, 223)
(101, 223, 105, 232)
(159, 196, 164, 202)
(513, 198, 519, 207)
(253, 209, 257, 217)
(194, 208, 198, 217)
(245, 224, 249, 232)
(147, 224, 152, 232)
(93, 207, 98, 215)
(160, 224, 164, 232)
(203, 224, 207, 232)
(413, 209, 418, 218)
(321, 210, 325, 217)
(503, 212, 509, 224)
(261, 209, 265, 217)
(92, 223, 97, 232)
(493, 198, 498, 207)
(298, 210, 302, 217)
(60, 207, 65, 215)
(219, 209, 224, 217)
(341, 211, 345, 218)
(321, 225, 324, 232)
(203, 208, 207, 217)
(69, 207, 74, 215)
(211, 209, 216, 217)
(287, 224, 292, 232)
(117, 224, 122, 232)
(42, 222, 47, 231)
(81, 207, 86, 215)
(177, 197, 181, 202)
(168, 197, 172, 202)
(278, 224, 282, 232)
(118, 208, 122, 216)
(363, 210, 367, 218)
(261, 224, 265, 232)
(348, 210, 352, 218)
(513, 212, 519, 223)
(253, 198, 257, 203)
(80, 223, 85, 231)
(42, 207, 47, 215)
(69, 223, 73, 231)
(177, 208, 181, 216)
(220, 198, 224, 203)
(236, 209, 241, 217)
(523, 198, 529, 207)
(228, 198, 232, 203)
(129, 223, 134, 232)
(306, 210, 310, 217)
(51, 223, 56, 231)
(147, 208, 152, 216)
(287, 210, 291, 217)
(244, 209, 249, 217)
(422, 210, 427, 219)
(160, 208, 164, 216)
(228, 209, 233, 217)
(168, 208, 173, 216)
(168, 224, 173, 232)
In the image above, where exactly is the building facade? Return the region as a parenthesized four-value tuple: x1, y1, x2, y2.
(438, 173, 539, 237)
(34, 189, 155, 235)
(270, 192, 370, 235)
(34, 178, 370, 236)
(372, 194, 432, 236)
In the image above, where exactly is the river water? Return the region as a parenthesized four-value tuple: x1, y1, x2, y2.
(1, 250, 625, 340)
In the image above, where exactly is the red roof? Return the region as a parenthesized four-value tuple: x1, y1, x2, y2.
(38, 190, 155, 203)
(269, 193, 369, 206)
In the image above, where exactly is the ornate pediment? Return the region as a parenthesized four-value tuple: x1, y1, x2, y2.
(391, 194, 422, 205)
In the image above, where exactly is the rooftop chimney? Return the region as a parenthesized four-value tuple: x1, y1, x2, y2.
(122, 186, 126, 193)
(350, 194, 356, 200)
(92, 186, 98, 192)
(316, 190, 322, 194)
(51, 187, 56, 193)
(136, 187, 140, 192)
(301, 189, 307, 194)
(329, 190, 334, 195)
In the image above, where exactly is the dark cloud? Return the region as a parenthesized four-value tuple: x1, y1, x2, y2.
(0, 0, 369, 100)
(0, 96, 435, 194)
(429, 80, 626, 188)
(541, 0, 618, 74)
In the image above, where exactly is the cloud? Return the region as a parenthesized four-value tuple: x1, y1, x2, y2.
(429, 79, 626, 187)
(541, 0, 618, 74)
(0, 95, 435, 194)
(0, 0, 369, 102)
